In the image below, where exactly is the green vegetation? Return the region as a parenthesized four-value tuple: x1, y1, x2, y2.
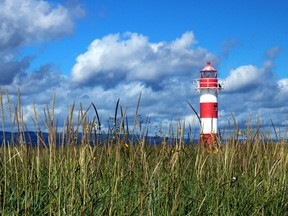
(0, 90, 287, 215)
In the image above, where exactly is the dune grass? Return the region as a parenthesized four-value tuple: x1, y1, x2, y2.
(0, 89, 287, 215)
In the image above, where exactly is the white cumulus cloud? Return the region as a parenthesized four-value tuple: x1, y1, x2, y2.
(224, 65, 262, 92)
(223, 60, 277, 94)
(0, 0, 82, 85)
(71, 32, 219, 88)
(0, 0, 76, 50)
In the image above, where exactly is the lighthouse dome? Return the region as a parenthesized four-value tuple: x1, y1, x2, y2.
(201, 62, 217, 72)
(200, 62, 217, 78)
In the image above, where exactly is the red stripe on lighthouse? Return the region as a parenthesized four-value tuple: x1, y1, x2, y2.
(200, 78, 218, 88)
(200, 102, 218, 118)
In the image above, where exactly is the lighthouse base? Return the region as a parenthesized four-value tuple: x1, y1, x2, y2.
(199, 133, 218, 146)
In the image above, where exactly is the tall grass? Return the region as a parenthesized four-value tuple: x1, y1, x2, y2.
(0, 89, 287, 215)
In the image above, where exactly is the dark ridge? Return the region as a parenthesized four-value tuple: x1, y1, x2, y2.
(0, 131, 198, 147)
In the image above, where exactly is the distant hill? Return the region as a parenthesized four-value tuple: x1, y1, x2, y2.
(0, 131, 197, 146)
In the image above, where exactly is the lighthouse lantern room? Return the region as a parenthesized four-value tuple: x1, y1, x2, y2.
(194, 62, 223, 145)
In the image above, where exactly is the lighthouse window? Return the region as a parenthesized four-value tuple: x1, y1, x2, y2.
(214, 105, 218, 111)
(202, 72, 216, 78)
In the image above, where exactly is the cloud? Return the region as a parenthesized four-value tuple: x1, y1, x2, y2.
(265, 47, 281, 60)
(0, 0, 85, 130)
(71, 32, 219, 89)
(219, 55, 288, 130)
(0, 0, 78, 51)
(0, 56, 31, 85)
(0, 0, 82, 85)
(223, 61, 281, 108)
(224, 60, 276, 94)
(221, 39, 238, 58)
(224, 65, 262, 93)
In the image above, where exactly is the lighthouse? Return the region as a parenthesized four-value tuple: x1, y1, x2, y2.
(194, 62, 223, 145)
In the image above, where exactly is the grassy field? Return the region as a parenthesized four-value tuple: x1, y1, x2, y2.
(0, 90, 287, 215)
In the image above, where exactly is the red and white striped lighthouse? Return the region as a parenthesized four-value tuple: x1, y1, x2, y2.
(194, 62, 223, 145)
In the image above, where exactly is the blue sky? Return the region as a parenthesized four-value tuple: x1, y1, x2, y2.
(1, 0, 288, 137)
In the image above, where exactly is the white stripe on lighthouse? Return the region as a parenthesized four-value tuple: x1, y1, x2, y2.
(200, 93, 217, 103)
(201, 118, 218, 134)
